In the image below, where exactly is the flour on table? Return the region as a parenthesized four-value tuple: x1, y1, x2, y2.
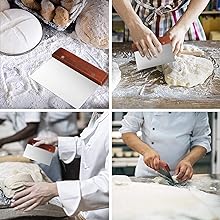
(113, 178, 220, 220)
(112, 62, 121, 91)
(0, 9, 42, 55)
(162, 54, 213, 88)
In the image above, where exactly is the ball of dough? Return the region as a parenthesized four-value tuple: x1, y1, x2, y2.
(0, 9, 43, 55)
(0, 0, 10, 12)
(75, 0, 109, 49)
(21, 0, 41, 11)
(53, 6, 69, 27)
(163, 54, 213, 88)
(40, 0, 55, 21)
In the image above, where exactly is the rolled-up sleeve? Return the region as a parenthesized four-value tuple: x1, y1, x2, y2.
(56, 153, 109, 216)
(191, 113, 211, 153)
(119, 112, 144, 134)
(58, 136, 85, 164)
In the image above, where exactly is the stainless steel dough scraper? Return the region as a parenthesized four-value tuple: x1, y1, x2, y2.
(132, 35, 175, 71)
(30, 48, 108, 108)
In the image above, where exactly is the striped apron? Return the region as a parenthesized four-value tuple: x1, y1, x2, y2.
(132, 0, 206, 40)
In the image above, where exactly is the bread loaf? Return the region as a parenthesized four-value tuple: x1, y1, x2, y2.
(21, 0, 41, 11)
(0, 9, 43, 55)
(40, 0, 55, 21)
(75, 0, 109, 49)
(53, 6, 69, 27)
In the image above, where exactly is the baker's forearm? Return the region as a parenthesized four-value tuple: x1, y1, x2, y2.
(183, 145, 207, 166)
(122, 132, 152, 155)
(0, 123, 38, 145)
(113, 0, 142, 29)
(175, 0, 209, 31)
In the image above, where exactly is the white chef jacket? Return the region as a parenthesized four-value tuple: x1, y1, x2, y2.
(119, 112, 211, 177)
(56, 112, 109, 220)
(38, 112, 78, 137)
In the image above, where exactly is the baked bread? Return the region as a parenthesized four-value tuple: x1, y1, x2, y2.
(60, 0, 76, 13)
(40, 0, 55, 21)
(50, 0, 61, 5)
(75, 0, 109, 49)
(21, 0, 41, 11)
(53, 6, 69, 27)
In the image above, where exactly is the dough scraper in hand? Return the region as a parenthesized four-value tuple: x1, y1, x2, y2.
(157, 161, 176, 186)
(30, 48, 108, 108)
(132, 35, 175, 71)
(23, 139, 56, 166)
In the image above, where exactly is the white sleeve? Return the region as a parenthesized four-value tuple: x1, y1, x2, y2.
(191, 113, 211, 153)
(119, 112, 144, 134)
(56, 153, 109, 216)
(24, 112, 41, 123)
(58, 136, 85, 164)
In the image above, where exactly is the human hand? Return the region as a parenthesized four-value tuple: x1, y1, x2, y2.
(11, 182, 58, 212)
(33, 136, 58, 147)
(166, 25, 188, 55)
(129, 22, 162, 59)
(175, 160, 193, 182)
(143, 148, 161, 170)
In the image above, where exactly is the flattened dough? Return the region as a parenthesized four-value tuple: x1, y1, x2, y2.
(0, 9, 42, 55)
(163, 54, 213, 88)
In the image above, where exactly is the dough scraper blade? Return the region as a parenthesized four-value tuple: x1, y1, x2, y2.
(132, 35, 175, 71)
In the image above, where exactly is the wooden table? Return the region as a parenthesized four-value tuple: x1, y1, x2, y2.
(112, 41, 220, 109)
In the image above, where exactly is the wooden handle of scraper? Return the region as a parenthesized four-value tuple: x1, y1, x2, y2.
(131, 35, 171, 52)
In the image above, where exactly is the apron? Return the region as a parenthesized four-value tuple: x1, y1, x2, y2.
(131, 0, 206, 40)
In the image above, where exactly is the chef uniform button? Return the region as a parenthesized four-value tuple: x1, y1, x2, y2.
(152, 128, 155, 130)
(169, 112, 171, 114)
(152, 142, 154, 144)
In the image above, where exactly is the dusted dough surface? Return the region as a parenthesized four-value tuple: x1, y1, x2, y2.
(75, 0, 109, 49)
(113, 178, 220, 220)
(0, 9, 42, 55)
(0, 0, 10, 12)
(163, 54, 213, 88)
(0, 162, 48, 198)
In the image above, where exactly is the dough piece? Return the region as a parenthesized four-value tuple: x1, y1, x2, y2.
(113, 181, 220, 220)
(21, 0, 41, 11)
(0, 9, 43, 55)
(112, 175, 132, 185)
(0, 0, 10, 12)
(181, 44, 205, 56)
(112, 62, 121, 91)
(53, 6, 69, 27)
(75, 0, 109, 49)
(0, 162, 47, 198)
(40, 0, 55, 21)
(163, 54, 213, 88)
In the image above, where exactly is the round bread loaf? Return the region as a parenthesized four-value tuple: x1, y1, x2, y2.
(75, 0, 109, 49)
(0, 9, 42, 55)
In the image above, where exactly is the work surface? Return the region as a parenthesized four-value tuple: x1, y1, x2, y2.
(0, 23, 109, 109)
(112, 41, 220, 109)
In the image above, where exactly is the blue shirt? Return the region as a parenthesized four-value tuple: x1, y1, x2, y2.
(119, 112, 211, 177)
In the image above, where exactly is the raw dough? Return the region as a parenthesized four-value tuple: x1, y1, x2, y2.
(53, 6, 69, 27)
(113, 178, 220, 220)
(0, 9, 43, 55)
(21, 0, 41, 11)
(181, 44, 205, 56)
(0, 162, 49, 198)
(112, 62, 121, 91)
(75, 0, 109, 49)
(0, 0, 10, 12)
(40, 0, 55, 22)
(163, 54, 213, 88)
